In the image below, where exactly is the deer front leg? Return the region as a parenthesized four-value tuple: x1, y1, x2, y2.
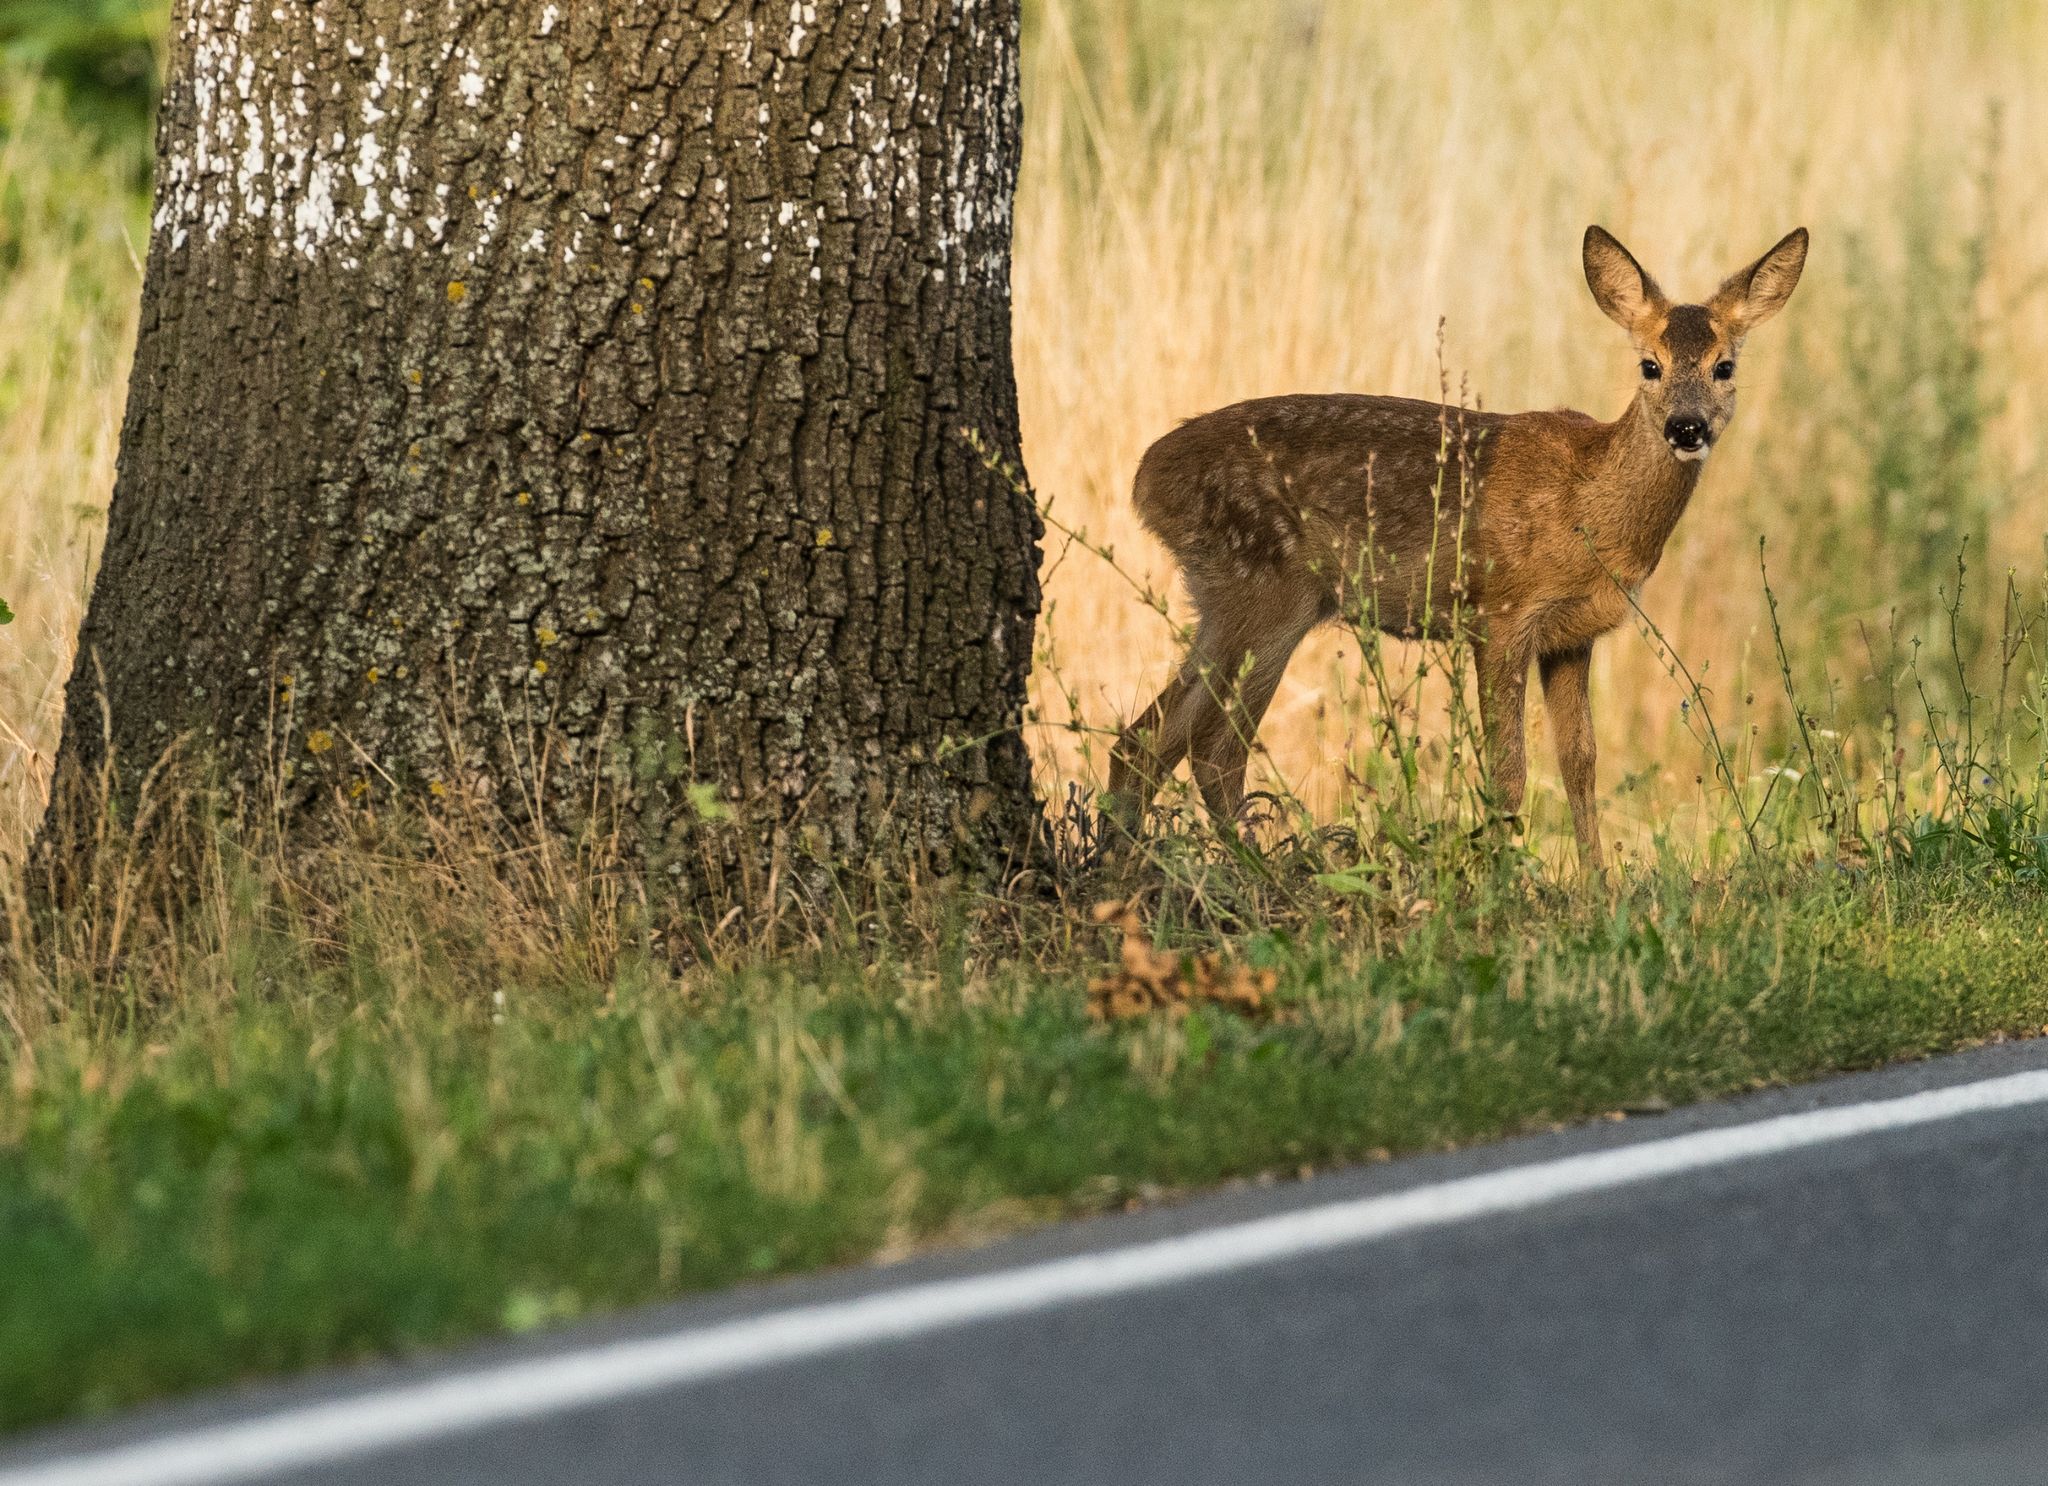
(1539, 644, 1605, 870)
(1472, 631, 1531, 827)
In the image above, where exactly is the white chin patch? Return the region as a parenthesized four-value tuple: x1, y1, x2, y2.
(1670, 444, 1711, 463)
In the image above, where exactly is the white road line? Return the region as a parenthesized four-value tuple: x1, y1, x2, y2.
(8, 1066, 2048, 1486)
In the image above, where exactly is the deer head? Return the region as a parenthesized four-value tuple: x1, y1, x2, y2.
(1583, 225, 1809, 462)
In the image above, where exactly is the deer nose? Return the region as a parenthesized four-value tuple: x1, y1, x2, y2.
(1664, 415, 1709, 452)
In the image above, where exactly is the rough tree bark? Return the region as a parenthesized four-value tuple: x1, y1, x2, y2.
(49, 0, 1042, 902)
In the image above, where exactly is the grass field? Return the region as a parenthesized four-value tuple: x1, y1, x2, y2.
(2, 0, 2047, 1435)
(1018, 0, 2047, 855)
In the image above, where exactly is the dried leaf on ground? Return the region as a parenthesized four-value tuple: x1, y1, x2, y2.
(1085, 900, 1287, 1023)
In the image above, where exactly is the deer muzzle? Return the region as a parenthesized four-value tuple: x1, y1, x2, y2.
(1663, 414, 1711, 458)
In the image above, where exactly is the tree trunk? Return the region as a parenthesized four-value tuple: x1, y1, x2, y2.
(49, 0, 1042, 904)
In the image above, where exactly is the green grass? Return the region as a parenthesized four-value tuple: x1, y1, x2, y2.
(5, 853, 2046, 1433)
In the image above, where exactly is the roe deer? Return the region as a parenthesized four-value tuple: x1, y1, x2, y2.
(1106, 226, 1809, 867)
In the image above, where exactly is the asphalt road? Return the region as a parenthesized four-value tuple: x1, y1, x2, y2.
(8, 1039, 2048, 1486)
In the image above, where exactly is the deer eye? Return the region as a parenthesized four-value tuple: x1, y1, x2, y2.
(1713, 359, 1736, 381)
(1640, 359, 1662, 380)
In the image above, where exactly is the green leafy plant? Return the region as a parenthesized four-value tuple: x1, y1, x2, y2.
(0, 0, 164, 140)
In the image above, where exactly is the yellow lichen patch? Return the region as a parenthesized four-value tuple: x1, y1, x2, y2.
(446, 281, 468, 303)
(536, 627, 558, 648)
(306, 730, 335, 755)
(515, 490, 533, 506)
(531, 659, 549, 677)
(815, 528, 834, 547)
(407, 369, 422, 385)
(365, 667, 381, 685)
(630, 303, 645, 315)
(348, 778, 369, 800)
(428, 780, 447, 798)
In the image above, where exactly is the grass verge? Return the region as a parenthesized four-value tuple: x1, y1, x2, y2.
(4, 851, 2045, 1433)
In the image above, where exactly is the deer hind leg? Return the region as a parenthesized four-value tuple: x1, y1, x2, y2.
(1182, 606, 1319, 825)
(1106, 665, 1198, 836)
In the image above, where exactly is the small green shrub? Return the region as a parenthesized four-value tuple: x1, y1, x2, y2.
(1765, 113, 2007, 725)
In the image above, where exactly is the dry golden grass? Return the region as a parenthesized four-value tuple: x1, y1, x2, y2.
(1016, 0, 2048, 854)
(2, 4, 2045, 865)
(0, 88, 140, 852)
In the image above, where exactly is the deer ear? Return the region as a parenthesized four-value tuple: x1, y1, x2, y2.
(1583, 226, 1665, 332)
(1711, 228, 1808, 335)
